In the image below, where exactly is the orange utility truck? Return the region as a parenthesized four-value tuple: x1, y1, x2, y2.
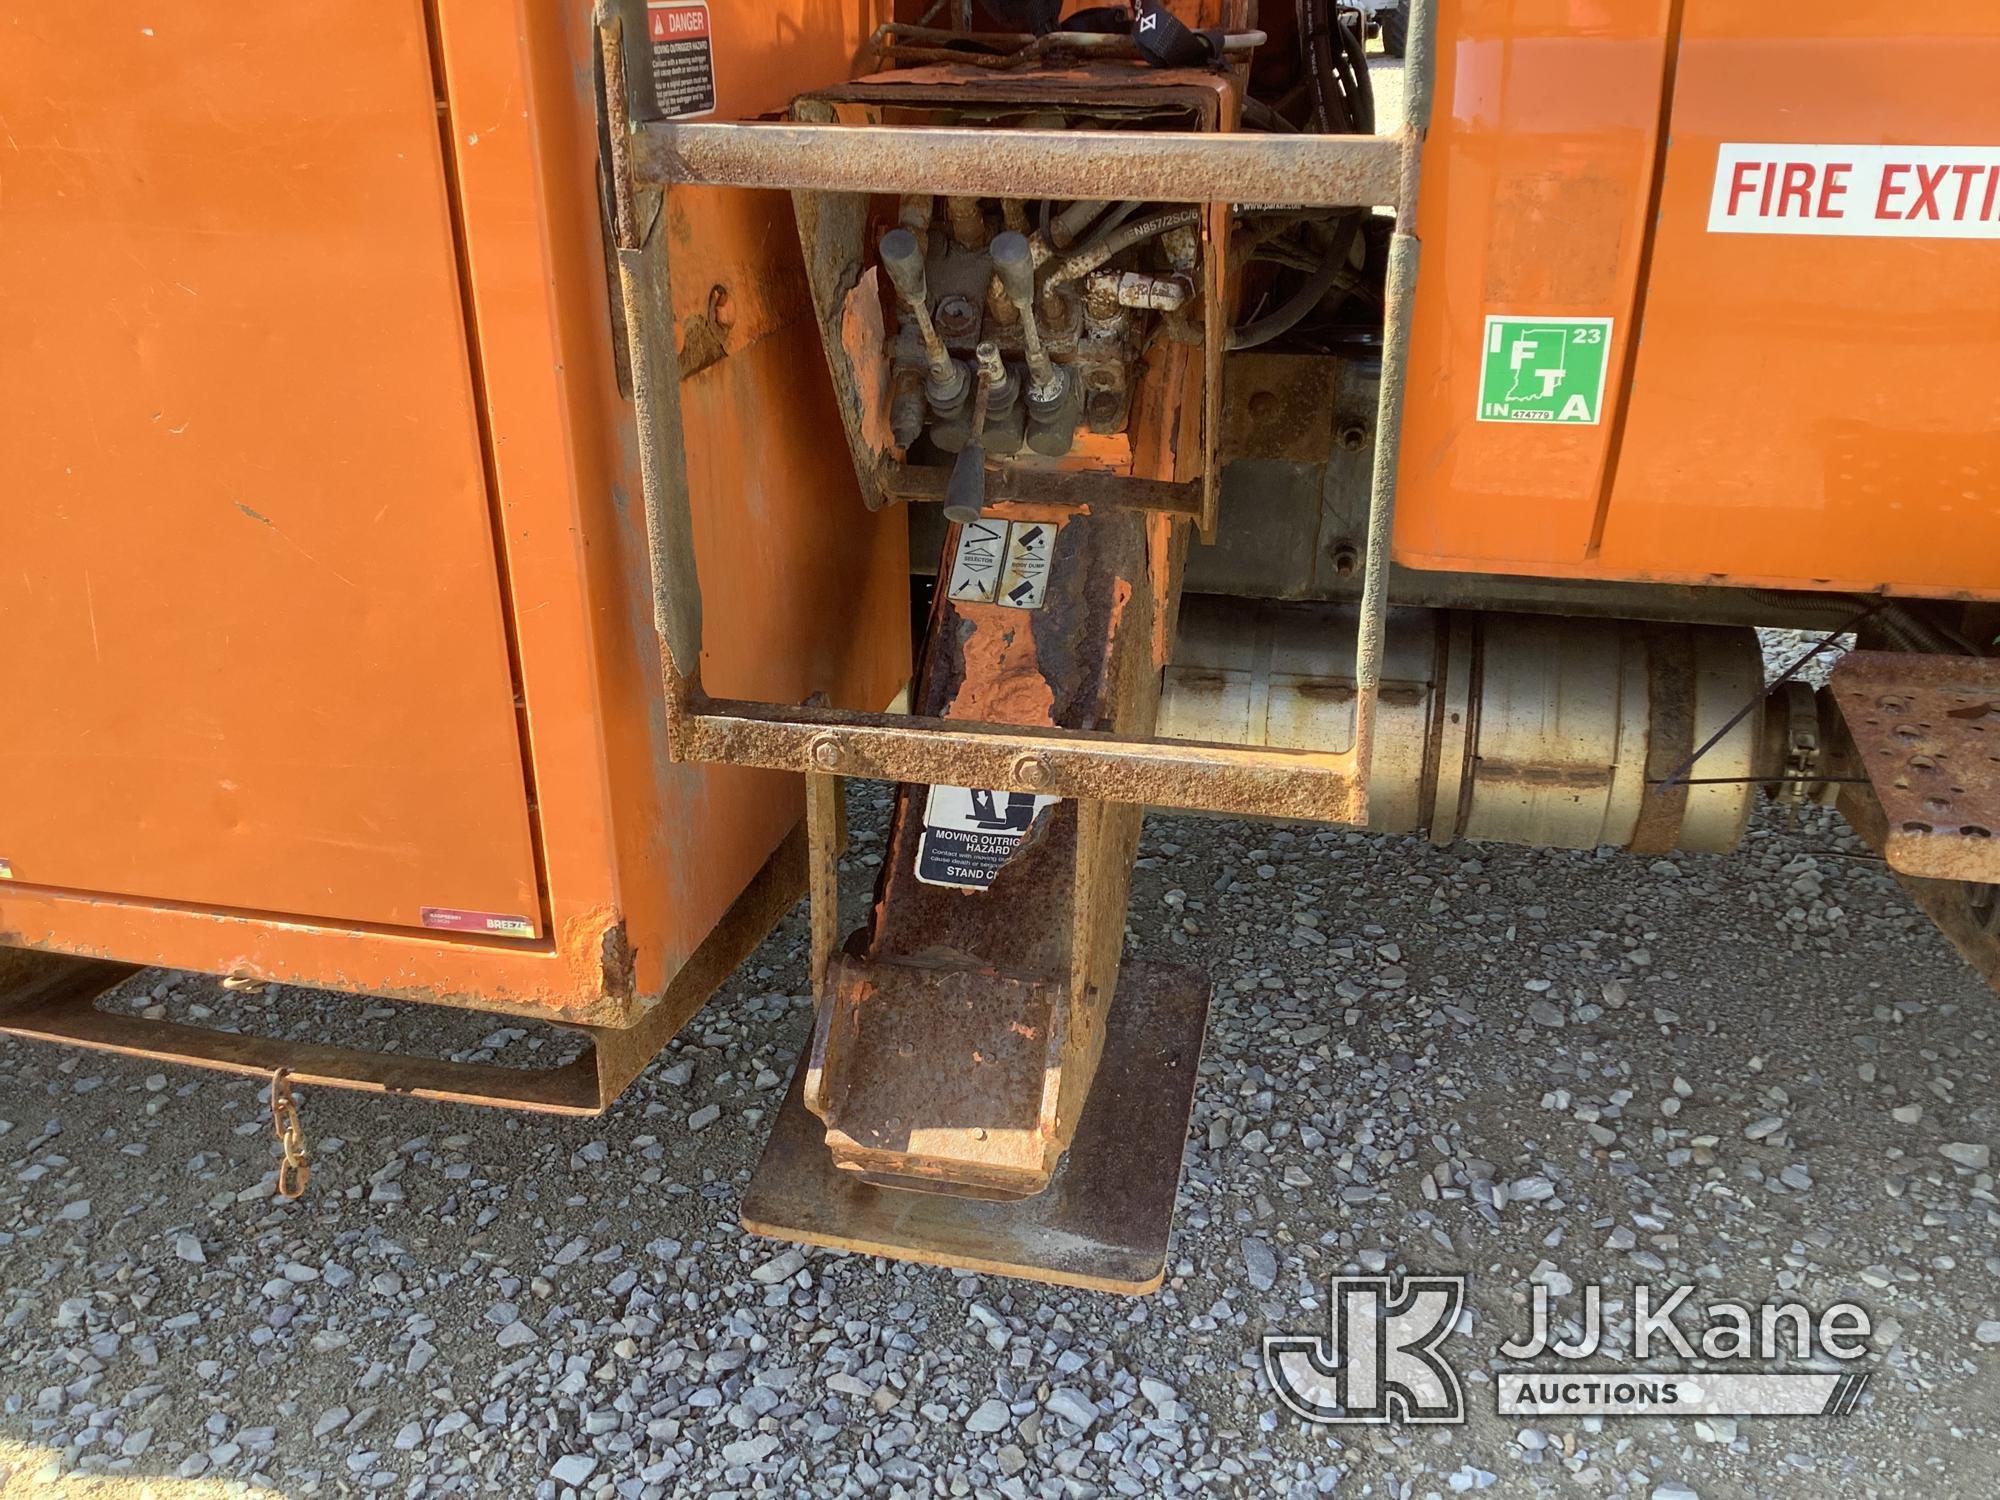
(3, 0, 1995, 1292)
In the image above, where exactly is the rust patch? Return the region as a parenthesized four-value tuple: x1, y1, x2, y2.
(945, 612, 1057, 726)
(838, 268, 894, 455)
(679, 310, 729, 378)
(1831, 650, 2000, 882)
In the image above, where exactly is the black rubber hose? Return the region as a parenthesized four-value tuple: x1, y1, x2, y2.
(1042, 207, 1202, 289)
(1227, 216, 1361, 350)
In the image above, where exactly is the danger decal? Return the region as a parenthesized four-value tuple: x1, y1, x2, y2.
(1710, 144, 2000, 238)
(646, 1, 717, 121)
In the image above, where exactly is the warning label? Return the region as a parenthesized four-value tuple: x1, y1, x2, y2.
(944, 519, 1057, 609)
(997, 524, 1053, 609)
(1476, 316, 1613, 425)
(646, 1, 716, 121)
(1710, 144, 2000, 238)
(915, 785, 1059, 891)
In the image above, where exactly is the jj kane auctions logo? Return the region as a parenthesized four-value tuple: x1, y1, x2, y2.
(1264, 1276, 1872, 1423)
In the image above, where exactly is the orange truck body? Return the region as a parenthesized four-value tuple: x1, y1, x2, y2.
(1398, 0, 2000, 598)
(2, 1, 1994, 1025)
(0, 2, 908, 1024)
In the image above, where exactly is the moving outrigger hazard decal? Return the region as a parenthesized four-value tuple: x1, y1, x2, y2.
(1476, 316, 1613, 425)
(916, 786, 1059, 890)
(645, 1, 716, 120)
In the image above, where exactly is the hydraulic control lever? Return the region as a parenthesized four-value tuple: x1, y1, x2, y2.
(943, 341, 1021, 524)
(880, 228, 970, 426)
(990, 232, 1079, 457)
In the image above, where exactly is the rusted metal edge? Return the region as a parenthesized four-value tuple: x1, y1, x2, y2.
(1829, 650, 2000, 882)
(743, 958, 1212, 1295)
(1839, 783, 2000, 993)
(629, 122, 1404, 210)
(681, 700, 1365, 823)
(880, 462, 1200, 515)
(0, 824, 811, 1116)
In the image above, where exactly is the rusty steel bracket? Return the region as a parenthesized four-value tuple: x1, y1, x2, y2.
(1830, 651, 2000, 882)
(0, 823, 808, 1115)
(598, 2, 1441, 834)
(796, 508, 1179, 1199)
(1838, 780, 2000, 996)
(746, 957, 1211, 1294)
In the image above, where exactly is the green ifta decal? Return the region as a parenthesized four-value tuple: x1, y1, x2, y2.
(1477, 316, 1614, 424)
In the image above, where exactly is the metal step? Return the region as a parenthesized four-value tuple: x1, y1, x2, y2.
(1830, 650, 2000, 882)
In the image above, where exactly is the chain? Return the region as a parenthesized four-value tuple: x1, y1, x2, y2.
(269, 1069, 311, 1201)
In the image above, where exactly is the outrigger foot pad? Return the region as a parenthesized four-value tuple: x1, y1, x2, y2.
(742, 959, 1210, 1295)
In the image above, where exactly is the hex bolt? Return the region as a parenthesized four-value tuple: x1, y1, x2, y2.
(809, 733, 844, 770)
(1012, 753, 1049, 790)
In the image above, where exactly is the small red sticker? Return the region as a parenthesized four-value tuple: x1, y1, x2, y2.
(648, 2, 709, 41)
(421, 907, 535, 939)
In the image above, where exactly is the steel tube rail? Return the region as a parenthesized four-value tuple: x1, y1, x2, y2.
(1349, 0, 1435, 808)
(680, 700, 1365, 825)
(630, 122, 1405, 210)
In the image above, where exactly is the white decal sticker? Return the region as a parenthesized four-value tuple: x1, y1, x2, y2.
(997, 522, 1055, 610)
(1710, 144, 2000, 238)
(947, 519, 1008, 604)
(915, 785, 1059, 891)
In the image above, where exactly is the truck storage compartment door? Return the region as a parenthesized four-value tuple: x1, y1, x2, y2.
(0, 10, 542, 933)
(1595, 1, 2000, 596)
(1391, 0, 1676, 572)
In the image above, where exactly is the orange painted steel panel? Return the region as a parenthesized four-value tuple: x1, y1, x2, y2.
(3, 1, 909, 1025)
(0, 6, 541, 932)
(1393, 0, 1675, 573)
(1394, 1, 2000, 602)
(1597, 2, 2000, 597)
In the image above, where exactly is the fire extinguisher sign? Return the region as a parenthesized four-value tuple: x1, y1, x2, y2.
(646, 1, 716, 120)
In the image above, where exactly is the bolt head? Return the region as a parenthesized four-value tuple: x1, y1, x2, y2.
(809, 734, 843, 769)
(1012, 754, 1048, 789)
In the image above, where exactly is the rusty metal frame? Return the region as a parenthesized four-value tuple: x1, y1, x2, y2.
(630, 121, 1403, 210)
(600, 1, 1436, 822)
(1830, 650, 2000, 882)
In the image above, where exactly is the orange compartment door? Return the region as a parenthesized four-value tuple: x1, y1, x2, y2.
(1596, 0, 2000, 596)
(0, 9, 543, 934)
(1392, 0, 1677, 573)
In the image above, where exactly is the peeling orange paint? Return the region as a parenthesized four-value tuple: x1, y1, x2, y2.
(946, 610, 1058, 726)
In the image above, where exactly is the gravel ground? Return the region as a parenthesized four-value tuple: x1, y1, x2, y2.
(2, 630, 1996, 1500)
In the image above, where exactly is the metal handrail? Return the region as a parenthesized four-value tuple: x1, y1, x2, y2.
(630, 121, 1406, 211)
(605, 0, 1437, 825)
